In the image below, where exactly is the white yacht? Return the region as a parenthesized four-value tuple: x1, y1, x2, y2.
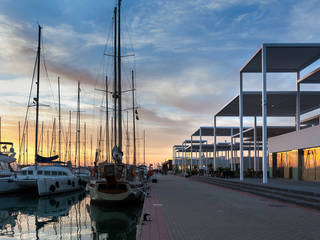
(14, 26, 83, 197)
(15, 163, 83, 196)
(0, 142, 21, 193)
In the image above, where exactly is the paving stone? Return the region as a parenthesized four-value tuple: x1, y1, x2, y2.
(145, 174, 320, 240)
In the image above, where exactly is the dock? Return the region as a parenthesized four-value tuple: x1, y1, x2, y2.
(139, 174, 320, 240)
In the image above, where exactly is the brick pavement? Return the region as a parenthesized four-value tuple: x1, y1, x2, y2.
(140, 182, 170, 240)
(143, 174, 320, 240)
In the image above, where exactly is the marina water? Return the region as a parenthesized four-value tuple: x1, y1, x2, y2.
(0, 191, 142, 239)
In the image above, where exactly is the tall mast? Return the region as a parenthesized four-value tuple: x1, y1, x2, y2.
(113, 7, 117, 149)
(68, 110, 72, 161)
(90, 135, 93, 165)
(84, 122, 86, 167)
(47, 129, 49, 156)
(117, 0, 122, 152)
(132, 70, 136, 166)
(144, 130, 146, 165)
(58, 77, 61, 159)
(18, 121, 21, 164)
(126, 111, 129, 164)
(99, 125, 102, 162)
(105, 76, 109, 163)
(51, 118, 56, 156)
(77, 81, 81, 168)
(41, 121, 44, 155)
(35, 25, 41, 162)
(26, 121, 28, 165)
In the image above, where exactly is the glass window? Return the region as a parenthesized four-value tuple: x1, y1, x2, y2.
(51, 171, 57, 176)
(45, 171, 50, 176)
(37, 171, 43, 175)
(58, 172, 62, 175)
(289, 150, 298, 168)
(22, 170, 27, 175)
(268, 153, 273, 167)
(62, 172, 67, 176)
(28, 171, 33, 175)
(277, 153, 282, 168)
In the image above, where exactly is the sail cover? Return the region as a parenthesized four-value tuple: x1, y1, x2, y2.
(36, 154, 59, 163)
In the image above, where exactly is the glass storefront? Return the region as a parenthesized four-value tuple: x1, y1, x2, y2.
(302, 147, 320, 181)
(269, 150, 298, 179)
(270, 147, 320, 181)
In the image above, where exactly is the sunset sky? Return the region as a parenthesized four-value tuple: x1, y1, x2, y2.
(1, 0, 320, 166)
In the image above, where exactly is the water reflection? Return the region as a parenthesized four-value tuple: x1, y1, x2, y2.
(88, 202, 142, 240)
(0, 191, 142, 240)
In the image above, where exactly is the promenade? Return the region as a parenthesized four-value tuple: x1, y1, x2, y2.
(140, 174, 320, 240)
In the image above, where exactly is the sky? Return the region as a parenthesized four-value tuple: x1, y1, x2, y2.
(1, 0, 320, 166)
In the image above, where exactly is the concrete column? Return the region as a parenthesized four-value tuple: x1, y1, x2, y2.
(240, 72, 244, 181)
(231, 135, 234, 171)
(214, 116, 217, 171)
(205, 141, 208, 174)
(184, 142, 186, 175)
(254, 116, 257, 171)
(191, 136, 193, 172)
(262, 44, 268, 184)
(248, 142, 251, 169)
(296, 72, 300, 131)
(199, 128, 202, 170)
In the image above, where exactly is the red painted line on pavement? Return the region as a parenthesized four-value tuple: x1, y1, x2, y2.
(141, 184, 171, 240)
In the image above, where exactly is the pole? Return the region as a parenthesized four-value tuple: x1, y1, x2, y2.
(105, 76, 109, 163)
(296, 72, 301, 131)
(58, 77, 61, 159)
(117, 0, 122, 152)
(18, 121, 21, 164)
(34, 25, 41, 163)
(144, 130, 146, 165)
(90, 135, 93, 166)
(26, 121, 28, 165)
(190, 136, 193, 172)
(41, 121, 44, 155)
(113, 7, 118, 150)
(84, 122, 86, 167)
(199, 127, 202, 171)
(132, 70, 136, 166)
(214, 116, 217, 171)
(231, 128, 234, 171)
(262, 44, 268, 184)
(69, 110, 71, 161)
(254, 116, 257, 171)
(240, 71, 244, 181)
(126, 111, 129, 164)
(77, 81, 81, 168)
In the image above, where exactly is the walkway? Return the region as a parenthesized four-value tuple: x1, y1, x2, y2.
(140, 174, 320, 240)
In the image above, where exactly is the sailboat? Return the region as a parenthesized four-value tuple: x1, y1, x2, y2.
(89, 0, 145, 204)
(14, 25, 82, 196)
